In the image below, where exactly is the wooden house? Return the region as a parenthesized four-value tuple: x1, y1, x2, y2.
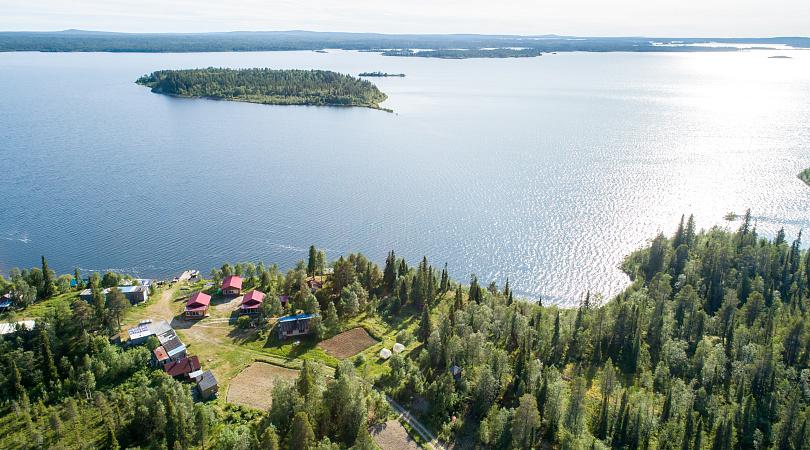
(240, 290, 265, 315)
(197, 370, 219, 400)
(184, 292, 211, 319)
(221, 276, 243, 296)
(120, 285, 149, 304)
(278, 314, 314, 339)
(153, 346, 170, 366)
(164, 355, 201, 379)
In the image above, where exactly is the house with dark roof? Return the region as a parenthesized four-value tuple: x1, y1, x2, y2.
(157, 328, 186, 361)
(79, 287, 110, 303)
(278, 314, 315, 339)
(278, 295, 289, 306)
(164, 355, 201, 379)
(307, 279, 322, 292)
(184, 292, 211, 319)
(221, 275, 243, 296)
(120, 285, 149, 304)
(197, 370, 219, 400)
(240, 290, 265, 315)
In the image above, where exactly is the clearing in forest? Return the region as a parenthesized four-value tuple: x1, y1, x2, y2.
(369, 419, 421, 450)
(317, 327, 378, 360)
(226, 362, 299, 411)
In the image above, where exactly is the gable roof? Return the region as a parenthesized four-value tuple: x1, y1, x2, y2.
(185, 292, 211, 312)
(164, 355, 201, 377)
(197, 370, 218, 391)
(241, 290, 265, 308)
(222, 276, 243, 290)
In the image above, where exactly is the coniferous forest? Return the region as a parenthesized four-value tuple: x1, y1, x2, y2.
(0, 211, 808, 449)
(136, 68, 389, 110)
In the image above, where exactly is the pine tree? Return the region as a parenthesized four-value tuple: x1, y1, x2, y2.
(685, 214, 696, 247)
(74, 267, 83, 290)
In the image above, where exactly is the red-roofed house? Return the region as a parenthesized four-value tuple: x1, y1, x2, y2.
(278, 295, 289, 305)
(307, 279, 323, 292)
(184, 292, 211, 319)
(222, 276, 243, 296)
(164, 355, 201, 379)
(240, 290, 265, 315)
(153, 346, 170, 366)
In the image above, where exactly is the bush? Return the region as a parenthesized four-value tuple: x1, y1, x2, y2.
(237, 316, 252, 329)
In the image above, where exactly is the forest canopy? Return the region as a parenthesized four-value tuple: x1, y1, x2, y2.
(136, 67, 389, 110)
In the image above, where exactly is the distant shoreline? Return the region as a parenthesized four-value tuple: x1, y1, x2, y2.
(1, 30, 807, 55)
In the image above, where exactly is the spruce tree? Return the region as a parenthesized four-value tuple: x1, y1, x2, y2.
(41, 255, 55, 299)
(418, 307, 432, 343)
(307, 245, 317, 277)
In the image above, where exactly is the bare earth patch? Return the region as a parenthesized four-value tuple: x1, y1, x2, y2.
(318, 327, 378, 360)
(226, 362, 299, 411)
(369, 419, 421, 450)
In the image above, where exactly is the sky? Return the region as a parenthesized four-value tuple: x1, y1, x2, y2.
(1, 0, 809, 37)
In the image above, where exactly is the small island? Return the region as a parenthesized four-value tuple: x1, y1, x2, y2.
(799, 167, 810, 186)
(136, 67, 390, 111)
(768, 55, 792, 59)
(359, 71, 405, 77)
(382, 47, 543, 59)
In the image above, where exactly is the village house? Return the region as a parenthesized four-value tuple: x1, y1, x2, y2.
(278, 295, 289, 306)
(306, 279, 322, 292)
(164, 355, 201, 379)
(157, 328, 187, 361)
(153, 346, 170, 366)
(0, 293, 12, 312)
(240, 290, 265, 315)
(120, 285, 149, 304)
(278, 314, 314, 339)
(79, 287, 110, 303)
(184, 292, 211, 319)
(221, 275, 243, 296)
(197, 370, 219, 400)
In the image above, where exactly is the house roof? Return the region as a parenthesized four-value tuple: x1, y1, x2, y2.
(119, 285, 148, 294)
(241, 290, 265, 307)
(153, 346, 169, 361)
(164, 355, 201, 377)
(279, 314, 314, 323)
(188, 369, 204, 380)
(147, 320, 173, 336)
(222, 275, 243, 290)
(185, 292, 211, 311)
(307, 280, 322, 290)
(278, 295, 289, 304)
(127, 324, 151, 341)
(197, 370, 218, 391)
(0, 320, 36, 335)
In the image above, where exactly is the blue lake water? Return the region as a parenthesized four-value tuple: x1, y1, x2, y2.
(1, 49, 809, 306)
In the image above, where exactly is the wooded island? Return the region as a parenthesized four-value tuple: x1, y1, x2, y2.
(136, 68, 390, 110)
(799, 167, 810, 186)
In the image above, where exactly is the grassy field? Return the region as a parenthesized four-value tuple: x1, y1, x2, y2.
(226, 362, 300, 411)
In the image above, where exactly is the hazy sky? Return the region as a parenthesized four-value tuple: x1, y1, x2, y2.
(2, 0, 809, 37)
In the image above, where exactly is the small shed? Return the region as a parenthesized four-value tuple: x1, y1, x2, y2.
(393, 343, 405, 354)
(188, 370, 204, 382)
(197, 370, 219, 400)
(221, 275, 243, 297)
(449, 365, 463, 380)
(380, 348, 392, 360)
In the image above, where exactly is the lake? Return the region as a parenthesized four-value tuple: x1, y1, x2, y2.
(1, 49, 808, 306)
